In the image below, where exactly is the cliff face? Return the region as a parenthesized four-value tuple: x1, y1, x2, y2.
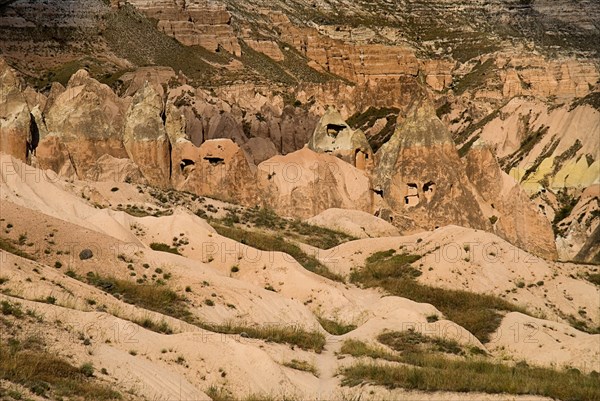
(126, 0, 241, 56)
(0, 0, 597, 260)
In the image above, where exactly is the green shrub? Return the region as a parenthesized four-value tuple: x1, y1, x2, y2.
(1, 301, 24, 318)
(80, 362, 94, 377)
(149, 243, 181, 255)
(317, 316, 357, 335)
(282, 359, 319, 376)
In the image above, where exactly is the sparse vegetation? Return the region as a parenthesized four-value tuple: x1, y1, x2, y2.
(0, 347, 120, 400)
(197, 322, 326, 353)
(1, 301, 24, 319)
(212, 224, 344, 282)
(0, 237, 35, 260)
(85, 273, 193, 322)
(212, 206, 355, 249)
(378, 330, 465, 355)
(351, 249, 526, 342)
(341, 357, 599, 401)
(317, 316, 357, 335)
(133, 318, 173, 334)
(150, 242, 181, 255)
(340, 339, 400, 362)
(282, 359, 319, 376)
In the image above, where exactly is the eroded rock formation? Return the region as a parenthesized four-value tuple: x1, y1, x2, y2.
(41, 70, 129, 178)
(307, 107, 373, 170)
(375, 101, 489, 232)
(465, 141, 558, 260)
(123, 82, 171, 188)
(0, 58, 33, 162)
(257, 147, 375, 219)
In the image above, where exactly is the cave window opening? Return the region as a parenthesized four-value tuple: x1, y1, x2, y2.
(355, 149, 368, 170)
(423, 181, 436, 202)
(326, 123, 346, 138)
(180, 159, 195, 172)
(405, 183, 420, 207)
(204, 157, 225, 166)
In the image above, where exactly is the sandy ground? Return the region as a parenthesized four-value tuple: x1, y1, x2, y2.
(0, 154, 597, 399)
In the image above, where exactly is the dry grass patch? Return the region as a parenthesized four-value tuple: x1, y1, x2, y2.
(212, 224, 344, 282)
(282, 359, 319, 376)
(341, 356, 599, 401)
(351, 249, 525, 342)
(0, 237, 35, 260)
(317, 316, 357, 335)
(85, 273, 193, 322)
(0, 348, 120, 400)
(198, 321, 326, 353)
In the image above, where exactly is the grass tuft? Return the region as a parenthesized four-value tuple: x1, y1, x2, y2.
(317, 316, 357, 335)
(150, 243, 181, 255)
(282, 359, 319, 377)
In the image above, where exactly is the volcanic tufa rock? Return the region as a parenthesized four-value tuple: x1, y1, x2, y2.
(41, 70, 128, 177)
(257, 147, 375, 219)
(307, 107, 373, 170)
(177, 138, 259, 205)
(465, 140, 558, 260)
(0, 58, 34, 162)
(242, 137, 279, 166)
(374, 100, 489, 231)
(123, 82, 171, 188)
(84, 154, 145, 184)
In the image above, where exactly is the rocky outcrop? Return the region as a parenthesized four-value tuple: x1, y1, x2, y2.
(84, 154, 145, 183)
(274, 13, 419, 83)
(123, 82, 171, 188)
(41, 70, 128, 178)
(421, 60, 455, 91)
(242, 137, 278, 166)
(244, 38, 284, 61)
(556, 185, 600, 262)
(0, 58, 33, 162)
(473, 97, 600, 193)
(258, 147, 375, 219)
(374, 101, 489, 232)
(307, 107, 373, 170)
(177, 138, 259, 205)
(128, 0, 241, 56)
(465, 141, 558, 260)
(499, 56, 599, 99)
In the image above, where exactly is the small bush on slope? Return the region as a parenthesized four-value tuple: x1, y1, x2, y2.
(317, 316, 357, 335)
